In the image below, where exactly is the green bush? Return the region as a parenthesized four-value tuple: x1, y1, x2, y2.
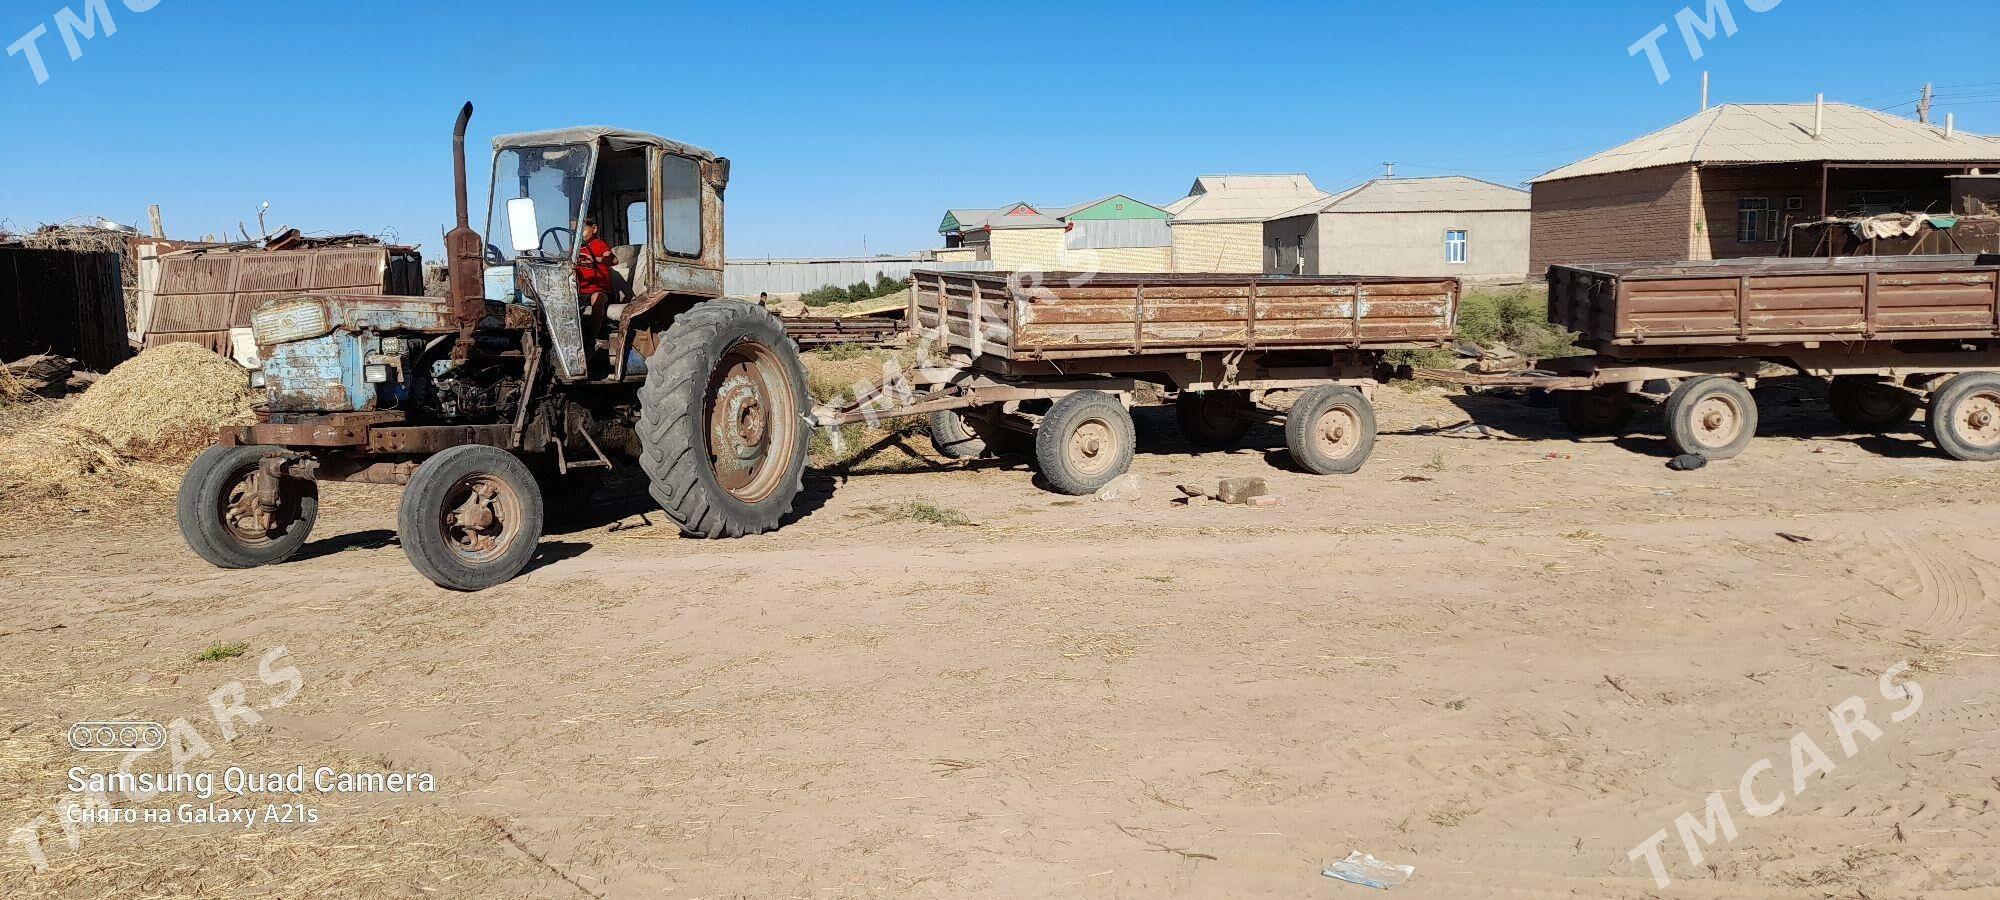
(871, 273, 902, 297)
(1457, 288, 1579, 361)
(800, 285, 848, 307)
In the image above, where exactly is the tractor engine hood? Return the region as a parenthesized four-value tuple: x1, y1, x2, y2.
(251, 294, 458, 414)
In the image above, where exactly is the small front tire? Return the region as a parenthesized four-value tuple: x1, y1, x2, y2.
(1664, 376, 1757, 460)
(398, 445, 544, 592)
(1556, 387, 1637, 436)
(177, 445, 318, 569)
(1175, 390, 1255, 448)
(1829, 376, 1918, 434)
(1927, 372, 2000, 462)
(1033, 391, 1135, 495)
(1284, 385, 1377, 475)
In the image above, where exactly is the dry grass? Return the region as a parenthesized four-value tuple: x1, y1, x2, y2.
(0, 345, 254, 532)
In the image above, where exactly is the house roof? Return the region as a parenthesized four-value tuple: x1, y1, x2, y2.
(1168, 174, 1327, 223)
(1533, 103, 2000, 183)
(1273, 176, 1530, 218)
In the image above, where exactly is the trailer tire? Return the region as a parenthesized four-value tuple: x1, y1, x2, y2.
(1034, 390, 1135, 495)
(1829, 376, 1918, 434)
(929, 409, 990, 459)
(1555, 387, 1637, 436)
(1927, 372, 2000, 461)
(1665, 376, 1756, 460)
(1284, 385, 1377, 475)
(1175, 390, 1255, 448)
(638, 300, 810, 537)
(178, 445, 318, 570)
(397, 446, 543, 591)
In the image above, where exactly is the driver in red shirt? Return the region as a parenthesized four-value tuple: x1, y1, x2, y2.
(576, 216, 616, 346)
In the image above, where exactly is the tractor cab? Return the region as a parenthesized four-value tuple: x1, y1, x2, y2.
(482, 127, 731, 380)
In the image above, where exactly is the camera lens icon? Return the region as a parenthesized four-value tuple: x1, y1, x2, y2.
(68, 721, 165, 752)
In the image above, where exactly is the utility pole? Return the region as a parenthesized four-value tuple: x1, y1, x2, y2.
(1382, 162, 1396, 178)
(147, 204, 164, 239)
(1701, 71, 1710, 111)
(1919, 82, 1934, 124)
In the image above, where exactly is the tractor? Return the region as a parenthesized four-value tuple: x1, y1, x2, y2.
(177, 103, 812, 590)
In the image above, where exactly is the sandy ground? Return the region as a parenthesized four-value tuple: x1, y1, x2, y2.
(2, 379, 1998, 899)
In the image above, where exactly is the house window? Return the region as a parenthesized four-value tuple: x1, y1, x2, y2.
(1737, 198, 1770, 243)
(1445, 230, 1468, 264)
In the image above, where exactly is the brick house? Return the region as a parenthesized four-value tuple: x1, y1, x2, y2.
(1165, 175, 1326, 273)
(1529, 102, 2000, 274)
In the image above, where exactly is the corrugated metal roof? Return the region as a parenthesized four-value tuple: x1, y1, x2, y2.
(1274, 176, 1530, 218)
(1533, 103, 2000, 183)
(1168, 174, 1327, 223)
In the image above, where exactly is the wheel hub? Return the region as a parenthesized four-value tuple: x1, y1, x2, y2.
(1691, 395, 1742, 447)
(1315, 408, 1359, 455)
(443, 477, 515, 558)
(705, 341, 798, 502)
(1960, 393, 2000, 446)
(1068, 420, 1117, 476)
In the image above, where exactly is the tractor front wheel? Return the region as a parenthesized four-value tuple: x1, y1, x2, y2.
(178, 445, 318, 569)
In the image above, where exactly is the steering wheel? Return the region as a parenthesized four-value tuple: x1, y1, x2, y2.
(484, 243, 508, 265)
(540, 226, 576, 259)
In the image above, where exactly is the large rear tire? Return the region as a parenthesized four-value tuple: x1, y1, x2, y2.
(638, 300, 810, 537)
(178, 445, 318, 569)
(398, 445, 544, 592)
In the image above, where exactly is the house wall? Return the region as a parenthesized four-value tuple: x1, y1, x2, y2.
(1693, 163, 1824, 260)
(988, 228, 1064, 270)
(1263, 215, 1317, 274)
(933, 247, 980, 264)
(1057, 246, 1172, 272)
(1529, 164, 1698, 274)
(1314, 210, 1528, 278)
(1171, 222, 1264, 273)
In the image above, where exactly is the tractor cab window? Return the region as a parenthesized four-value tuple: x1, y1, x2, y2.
(489, 145, 594, 261)
(662, 154, 701, 258)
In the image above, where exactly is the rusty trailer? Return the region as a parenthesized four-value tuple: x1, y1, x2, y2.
(1499, 254, 2000, 461)
(814, 270, 1459, 494)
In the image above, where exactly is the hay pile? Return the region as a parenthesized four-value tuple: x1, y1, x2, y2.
(0, 344, 256, 516)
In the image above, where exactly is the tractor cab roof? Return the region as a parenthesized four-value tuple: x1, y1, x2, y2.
(491, 126, 719, 162)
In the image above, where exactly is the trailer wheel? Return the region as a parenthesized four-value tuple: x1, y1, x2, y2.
(1927, 372, 2000, 461)
(1829, 376, 1918, 433)
(1175, 390, 1255, 448)
(1285, 385, 1377, 475)
(1034, 390, 1135, 495)
(638, 300, 809, 537)
(177, 445, 318, 569)
(1665, 376, 1756, 460)
(928, 409, 988, 459)
(1555, 387, 1637, 436)
(398, 445, 544, 592)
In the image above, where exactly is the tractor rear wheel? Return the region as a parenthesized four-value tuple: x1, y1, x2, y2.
(638, 301, 810, 537)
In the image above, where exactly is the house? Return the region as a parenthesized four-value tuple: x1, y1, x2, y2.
(1166, 174, 1327, 273)
(935, 195, 1173, 271)
(1529, 102, 2000, 273)
(1263, 176, 1529, 279)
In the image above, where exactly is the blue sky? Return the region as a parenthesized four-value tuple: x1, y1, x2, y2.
(2, 0, 1996, 259)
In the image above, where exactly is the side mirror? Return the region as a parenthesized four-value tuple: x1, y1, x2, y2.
(506, 198, 540, 254)
(708, 157, 731, 189)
